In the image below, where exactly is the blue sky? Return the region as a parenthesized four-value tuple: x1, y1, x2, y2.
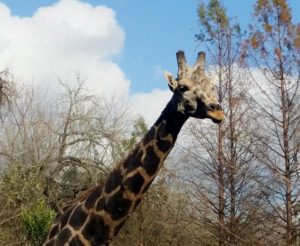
(3, 0, 299, 94)
(0, 0, 299, 124)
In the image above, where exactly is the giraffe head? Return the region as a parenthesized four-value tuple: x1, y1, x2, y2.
(165, 50, 224, 123)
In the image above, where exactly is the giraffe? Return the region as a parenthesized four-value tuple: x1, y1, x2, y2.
(43, 50, 224, 246)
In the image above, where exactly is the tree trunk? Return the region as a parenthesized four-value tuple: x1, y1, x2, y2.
(228, 60, 237, 245)
(218, 69, 225, 246)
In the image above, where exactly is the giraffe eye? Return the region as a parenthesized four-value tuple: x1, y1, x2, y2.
(178, 85, 188, 92)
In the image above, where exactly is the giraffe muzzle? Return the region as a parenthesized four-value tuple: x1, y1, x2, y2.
(206, 103, 224, 123)
(207, 109, 224, 123)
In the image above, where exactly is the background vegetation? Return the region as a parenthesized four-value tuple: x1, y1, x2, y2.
(0, 0, 299, 245)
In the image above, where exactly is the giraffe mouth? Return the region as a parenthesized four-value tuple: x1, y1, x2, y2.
(207, 110, 224, 123)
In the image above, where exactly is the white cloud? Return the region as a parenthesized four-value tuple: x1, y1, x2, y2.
(0, 0, 173, 125)
(0, 0, 128, 96)
(130, 89, 172, 126)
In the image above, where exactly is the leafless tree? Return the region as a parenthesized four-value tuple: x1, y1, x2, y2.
(243, 0, 300, 244)
(0, 76, 131, 243)
(178, 1, 267, 245)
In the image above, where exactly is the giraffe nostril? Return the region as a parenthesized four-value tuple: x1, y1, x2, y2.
(208, 103, 221, 111)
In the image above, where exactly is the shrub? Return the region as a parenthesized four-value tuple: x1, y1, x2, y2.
(20, 199, 55, 246)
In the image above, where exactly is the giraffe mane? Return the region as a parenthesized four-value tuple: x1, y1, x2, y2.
(61, 183, 103, 212)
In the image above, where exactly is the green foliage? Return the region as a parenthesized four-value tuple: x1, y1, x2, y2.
(121, 116, 148, 154)
(197, 0, 229, 41)
(0, 164, 47, 244)
(200, 0, 228, 27)
(20, 199, 55, 246)
(196, 0, 241, 46)
(0, 164, 44, 205)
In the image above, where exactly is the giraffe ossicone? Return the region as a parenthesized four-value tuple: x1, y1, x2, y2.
(43, 50, 224, 246)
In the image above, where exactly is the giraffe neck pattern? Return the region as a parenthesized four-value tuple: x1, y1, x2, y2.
(43, 97, 188, 246)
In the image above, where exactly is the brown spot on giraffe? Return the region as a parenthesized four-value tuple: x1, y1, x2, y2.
(56, 227, 72, 245)
(69, 235, 85, 246)
(43, 50, 224, 245)
(68, 206, 89, 230)
(143, 146, 161, 176)
(48, 224, 59, 239)
(123, 172, 145, 195)
(84, 185, 103, 210)
(82, 213, 110, 245)
(123, 147, 143, 173)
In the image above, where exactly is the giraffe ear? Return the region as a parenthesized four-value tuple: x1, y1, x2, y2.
(164, 71, 177, 92)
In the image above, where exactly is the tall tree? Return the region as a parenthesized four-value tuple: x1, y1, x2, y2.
(41, 78, 131, 208)
(244, 0, 300, 244)
(181, 0, 265, 245)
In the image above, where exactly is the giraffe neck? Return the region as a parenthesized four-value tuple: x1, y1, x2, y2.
(120, 96, 189, 191)
(100, 97, 188, 236)
(154, 97, 189, 141)
(43, 97, 189, 246)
